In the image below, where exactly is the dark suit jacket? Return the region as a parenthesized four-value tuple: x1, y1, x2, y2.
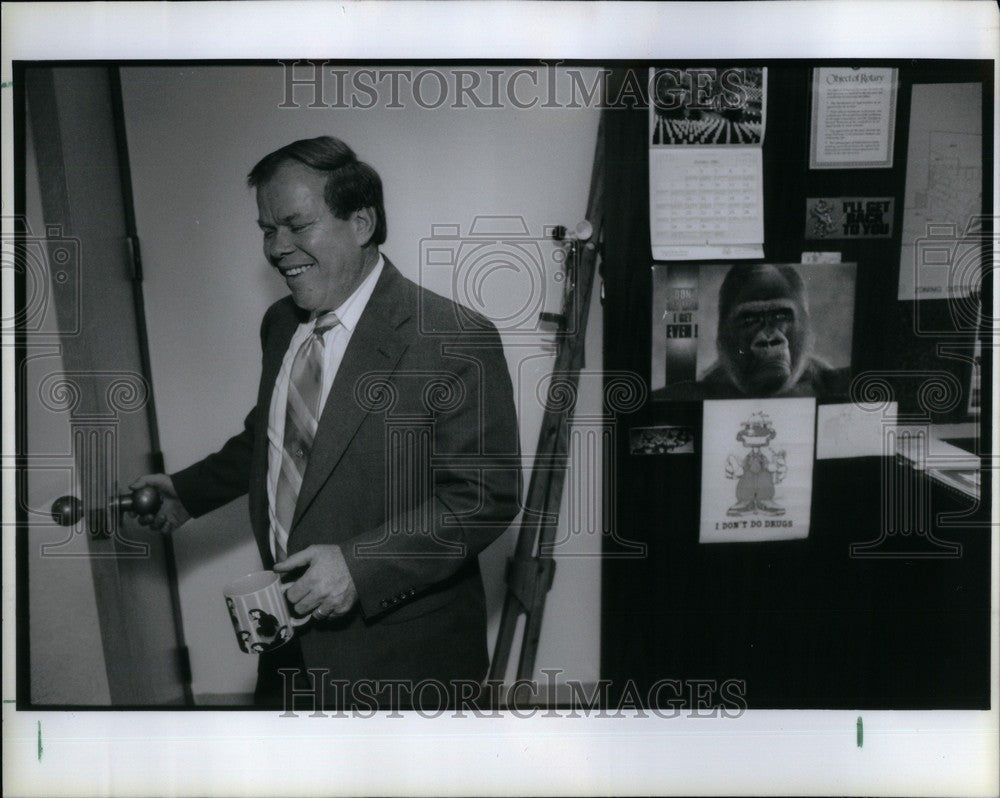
(172, 259, 521, 685)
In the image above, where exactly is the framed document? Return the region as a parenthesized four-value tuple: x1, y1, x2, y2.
(809, 66, 898, 169)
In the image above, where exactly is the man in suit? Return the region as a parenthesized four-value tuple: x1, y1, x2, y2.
(134, 136, 520, 707)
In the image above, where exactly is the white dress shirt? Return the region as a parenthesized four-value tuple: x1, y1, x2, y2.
(265, 255, 384, 559)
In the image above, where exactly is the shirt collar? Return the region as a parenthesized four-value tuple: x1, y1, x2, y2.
(312, 253, 384, 334)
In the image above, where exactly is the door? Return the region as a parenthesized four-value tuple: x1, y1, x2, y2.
(20, 66, 190, 705)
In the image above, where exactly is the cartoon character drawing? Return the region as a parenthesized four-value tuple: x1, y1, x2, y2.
(249, 608, 279, 637)
(725, 411, 787, 516)
(809, 199, 839, 238)
(247, 608, 289, 652)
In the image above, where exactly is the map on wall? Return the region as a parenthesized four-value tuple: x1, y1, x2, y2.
(898, 83, 983, 301)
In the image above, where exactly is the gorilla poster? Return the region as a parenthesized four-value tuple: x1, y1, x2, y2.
(700, 398, 816, 543)
(650, 261, 857, 400)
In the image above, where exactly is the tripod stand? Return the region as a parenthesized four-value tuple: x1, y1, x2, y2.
(488, 114, 605, 686)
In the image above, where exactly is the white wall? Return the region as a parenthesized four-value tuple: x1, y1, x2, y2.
(120, 65, 602, 698)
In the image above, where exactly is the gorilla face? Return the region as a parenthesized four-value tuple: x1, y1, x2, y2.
(713, 264, 813, 397)
(733, 299, 796, 392)
(720, 298, 809, 395)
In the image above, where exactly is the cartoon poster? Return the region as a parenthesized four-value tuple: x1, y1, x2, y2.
(700, 398, 815, 543)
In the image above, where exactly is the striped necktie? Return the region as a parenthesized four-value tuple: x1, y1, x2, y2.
(273, 311, 340, 562)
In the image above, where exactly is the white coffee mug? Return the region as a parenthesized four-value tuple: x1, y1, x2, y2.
(223, 570, 309, 654)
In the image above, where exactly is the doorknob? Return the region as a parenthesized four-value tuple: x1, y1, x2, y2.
(50, 486, 162, 527)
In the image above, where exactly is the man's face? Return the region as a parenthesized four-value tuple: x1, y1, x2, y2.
(256, 162, 375, 314)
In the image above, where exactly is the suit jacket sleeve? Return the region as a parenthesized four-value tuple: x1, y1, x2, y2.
(341, 325, 521, 618)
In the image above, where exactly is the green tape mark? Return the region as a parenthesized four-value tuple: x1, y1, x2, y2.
(856, 715, 863, 748)
(37, 720, 43, 761)
(2, 699, 16, 703)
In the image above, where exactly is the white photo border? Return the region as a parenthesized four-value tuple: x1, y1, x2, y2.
(3, 2, 998, 797)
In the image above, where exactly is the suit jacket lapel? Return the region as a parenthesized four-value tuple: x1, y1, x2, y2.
(291, 260, 413, 530)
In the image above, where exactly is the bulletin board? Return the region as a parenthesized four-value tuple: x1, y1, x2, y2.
(600, 61, 993, 709)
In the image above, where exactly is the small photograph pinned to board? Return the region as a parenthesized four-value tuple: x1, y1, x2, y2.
(700, 397, 816, 543)
(629, 425, 695, 455)
(651, 261, 857, 401)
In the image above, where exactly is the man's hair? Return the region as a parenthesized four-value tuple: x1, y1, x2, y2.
(247, 135, 387, 246)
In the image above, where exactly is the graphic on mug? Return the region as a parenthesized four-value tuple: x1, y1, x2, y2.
(249, 626, 291, 653)
(247, 608, 290, 652)
(225, 598, 249, 652)
(225, 570, 308, 654)
(250, 608, 279, 637)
